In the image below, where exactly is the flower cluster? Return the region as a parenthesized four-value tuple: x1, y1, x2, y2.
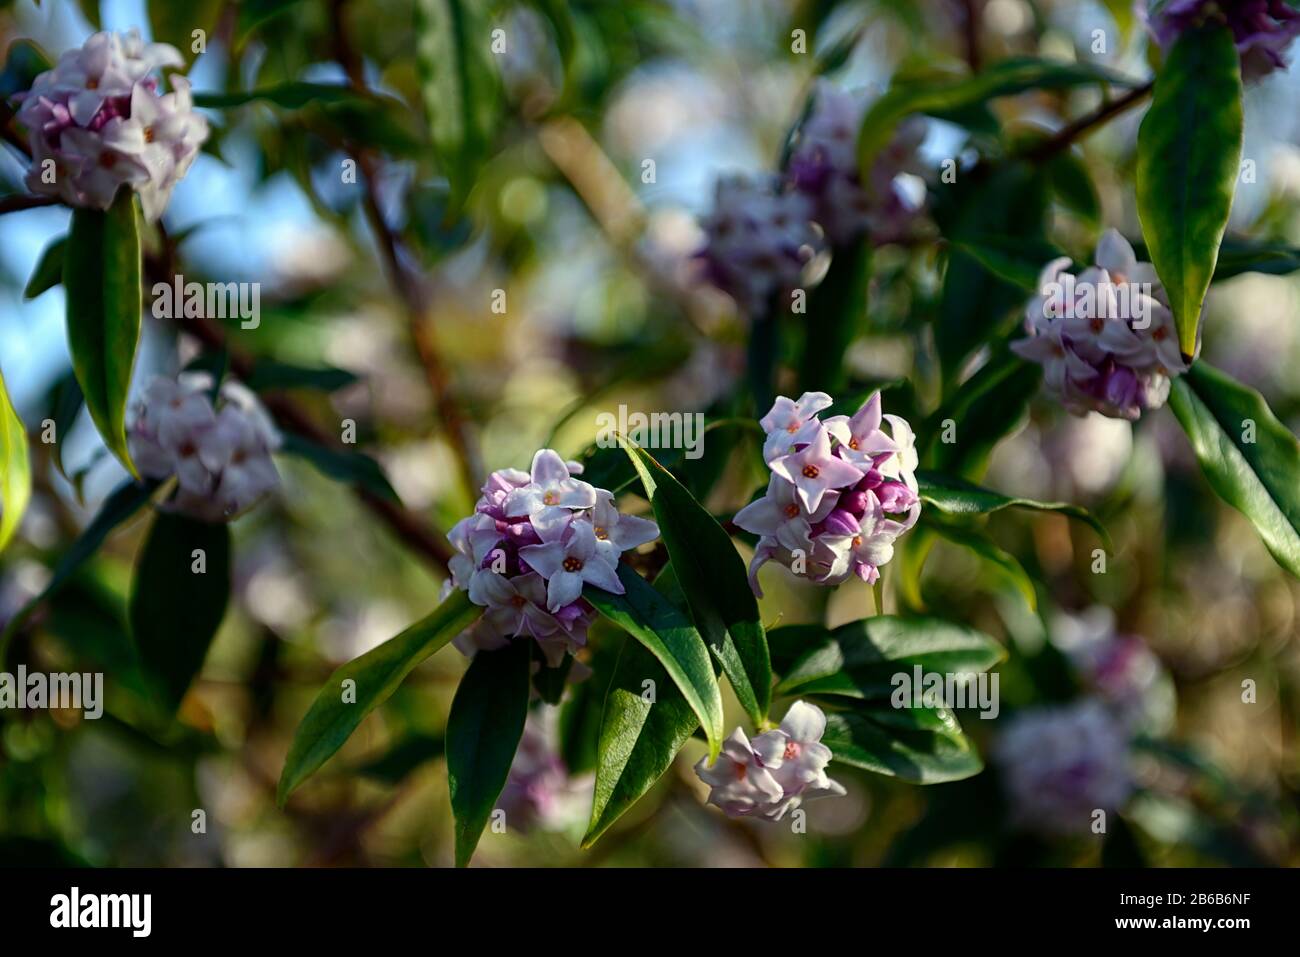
(447, 450, 659, 665)
(128, 374, 281, 523)
(1145, 0, 1300, 79)
(736, 390, 920, 595)
(1011, 229, 1186, 421)
(993, 699, 1134, 835)
(696, 174, 820, 317)
(694, 701, 845, 821)
(497, 711, 592, 834)
(787, 80, 927, 246)
(1054, 607, 1174, 733)
(14, 30, 208, 221)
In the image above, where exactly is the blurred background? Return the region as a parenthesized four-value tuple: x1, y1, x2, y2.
(0, 0, 1298, 866)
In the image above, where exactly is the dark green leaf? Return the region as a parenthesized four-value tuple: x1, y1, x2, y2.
(925, 521, 1037, 611)
(916, 469, 1111, 549)
(64, 190, 142, 474)
(948, 235, 1068, 292)
(129, 511, 231, 712)
(244, 359, 358, 393)
(277, 590, 483, 804)
(193, 82, 372, 109)
(799, 238, 869, 395)
(416, 0, 501, 204)
(822, 708, 983, 783)
(1136, 24, 1243, 360)
(355, 732, 445, 784)
(23, 236, 65, 300)
(614, 438, 770, 725)
(584, 563, 724, 757)
(775, 615, 1004, 700)
(447, 640, 532, 867)
(278, 432, 401, 504)
(1168, 362, 1300, 578)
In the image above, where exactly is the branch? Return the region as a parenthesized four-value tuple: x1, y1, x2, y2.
(1017, 81, 1154, 164)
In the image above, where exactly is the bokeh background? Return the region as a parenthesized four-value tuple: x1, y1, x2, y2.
(1, 0, 1298, 866)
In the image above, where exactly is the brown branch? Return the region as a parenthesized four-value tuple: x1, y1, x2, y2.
(331, 0, 482, 499)
(956, 0, 982, 73)
(1017, 81, 1154, 164)
(0, 193, 59, 214)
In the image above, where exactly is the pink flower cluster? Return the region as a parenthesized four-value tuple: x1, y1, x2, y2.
(128, 374, 281, 523)
(694, 701, 845, 821)
(787, 80, 927, 246)
(695, 82, 926, 318)
(1011, 230, 1187, 420)
(1145, 0, 1300, 79)
(447, 450, 659, 665)
(736, 391, 920, 595)
(14, 30, 208, 221)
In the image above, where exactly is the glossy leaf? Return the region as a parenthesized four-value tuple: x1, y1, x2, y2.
(775, 615, 1004, 700)
(916, 469, 1111, 549)
(614, 437, 770, 725)
(277, 590, 483, 804)
(822, 708, 983, 783)
(447, 640, 531, 867)
(584, 563, 724, 757)
(926, 521, 1037, 611)
(129, 511, 231, 712)
(1136, 24, 1243, 361)
(244, 360, 358, 393)
(0, 365, 31, 555)
(278, 432, 402, 504)
(1168, 362, 1300, 578)
(64, 191, 142, 474)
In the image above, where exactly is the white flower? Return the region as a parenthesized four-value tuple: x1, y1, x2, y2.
(519, 520, 623, 611)
(505, 449, 598, 535)
(589, 490, 659, 564)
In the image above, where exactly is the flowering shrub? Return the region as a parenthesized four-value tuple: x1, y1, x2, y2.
(0, 0, 1297, 874)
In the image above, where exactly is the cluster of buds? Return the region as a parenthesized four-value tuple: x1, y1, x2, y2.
(993, 699, 1134, 835)
(128, 374, 281, 523)
(1011, 230, 1186, 421)
(447, 450, 659, 666)
(736, 391, 920, 595)
(786, 80, 927, 246)
(696, 174, 820, 318)
(694, 701, 845, 821)
(497, 711, 592, 834)
(13, 30, 208, 221)
(1145, 0, 1300, 78)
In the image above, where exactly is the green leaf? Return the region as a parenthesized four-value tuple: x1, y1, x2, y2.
(858, 57, 1139, 174)
(416, 0, 501, 204)
(1136, 23, 1243, 361)
(1211, 237, 1300, 279)
(129, 511, 231, 712)
(150, 0, 223, 60)
(447, 640, 532, 867)
(45, 372, 84, 482)
(613, 438, 770, 725)
(1168, 362, 1300, 578)
(799, 237, 869, 395)
(582, 633, 704, 847)
(948, 235, 1068, 292)
(64, 190, 142, 475)
(192, 83, 374, 109)
(584, 564, 725, 758)
(916, 469, 1111, 549)
(775, 615, 1004, 700)
(822, 708, 983, 783)
(278, 432, 402, 504)
(926, 521, 1037, 611)
(0, 365, 31, 555)
(244, 359, 358, 393)
(277, 590, 482, 804)
(23, 236, 65, 300)
(1046, 150, 1100, 225)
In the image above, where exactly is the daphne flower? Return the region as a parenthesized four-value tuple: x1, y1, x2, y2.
(505, 449, 597, 534)
(733, 473, 839, 552)
(760, 390, 833, 463)
(825, 392, 897, 469)
(769, 424, 864, 513)
(590, 490, 659, 563)
(520, 521, 624, 611)
(1144, 0, 1300, 79)
(694, 729, 786, 818)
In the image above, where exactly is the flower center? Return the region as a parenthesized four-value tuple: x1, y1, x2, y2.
(786, 421, 800, 434)
(593, 526, 608, 540)
(802, 464, 820, 479)
(98, 150, 117, 169)
(848, 437, 859, 450)
(1153, 327, 1167, 341)
(733, 761, 748, 781)
(542, 490, 558, 505)
(144, 126, 155, 143)
(852, 535, 862, 549)
(1089, 318, 1104, 333)
(783, 503, 799, 519)
(86, 77, 99, 90)
(562, 557, 583, 573)
(511, 595, 527, 607)
(783, 741, 799, 760)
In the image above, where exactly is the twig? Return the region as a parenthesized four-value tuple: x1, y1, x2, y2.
(331, 0, 482, 499)
(0, 193, 59, 214)
(1017, 81, 1154, 164)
